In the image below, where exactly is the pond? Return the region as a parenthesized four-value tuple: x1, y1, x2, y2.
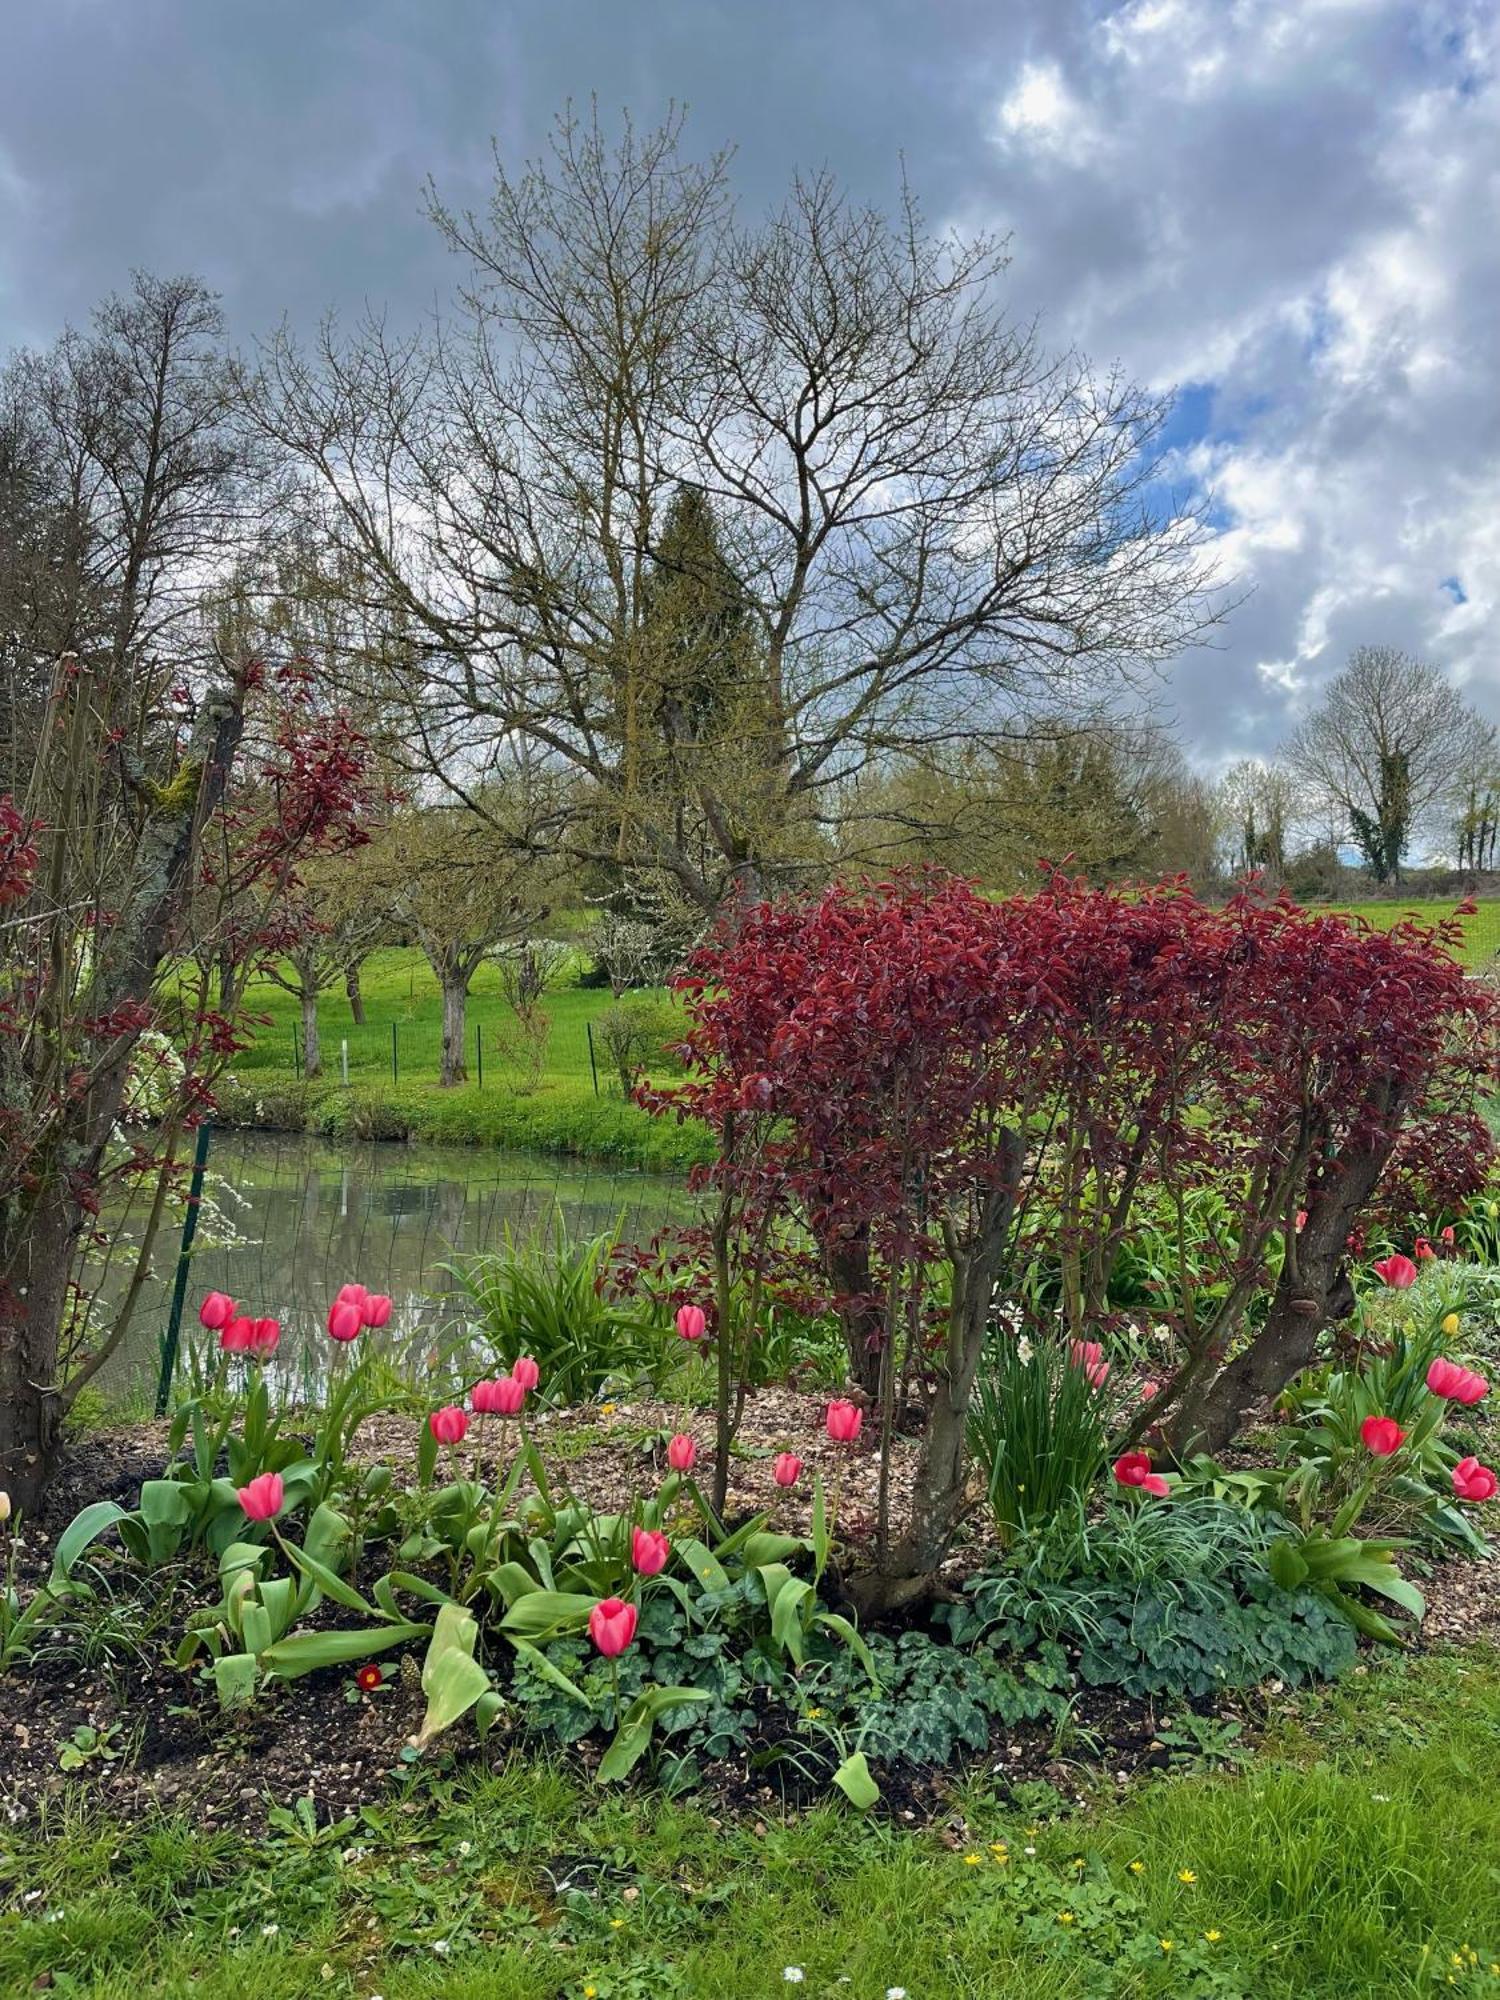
(97, 1129, 692, 1405)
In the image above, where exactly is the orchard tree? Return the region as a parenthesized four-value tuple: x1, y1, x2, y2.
(252, 106, 1221, 913)
(1285, 646, 1488, 883)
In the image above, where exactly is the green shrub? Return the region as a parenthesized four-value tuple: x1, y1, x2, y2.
(967, 1329, 1110, 1538)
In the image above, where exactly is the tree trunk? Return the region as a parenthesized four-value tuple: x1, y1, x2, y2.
(301, 989, 322, 1078)
(346, 962, 366, 1025)
(1168, 1127, 1397, 1456)
(849, 1132, 1024, 1615)
(820, 1225, 885, 1398)
(440, 976, 469, 1085)
(0, 687, 242, 1509)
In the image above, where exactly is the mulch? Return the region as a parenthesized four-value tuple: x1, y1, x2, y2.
(1, 1392, 1495, 1836)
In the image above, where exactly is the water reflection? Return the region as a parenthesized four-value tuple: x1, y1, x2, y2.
(98, 1129, 690, 1401)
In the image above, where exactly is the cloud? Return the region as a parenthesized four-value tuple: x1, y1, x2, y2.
(0, 0, 1494, 769)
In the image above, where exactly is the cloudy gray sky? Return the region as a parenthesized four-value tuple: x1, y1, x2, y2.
(1, 0, 1495, 768)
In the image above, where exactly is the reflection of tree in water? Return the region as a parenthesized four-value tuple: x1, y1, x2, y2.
(92, 1130, 687, 1399)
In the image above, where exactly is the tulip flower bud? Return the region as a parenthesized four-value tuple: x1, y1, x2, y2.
(511, 1355, 541, 1392)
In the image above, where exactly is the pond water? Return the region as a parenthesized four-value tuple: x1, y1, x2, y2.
(98, 1129, 692, 1404)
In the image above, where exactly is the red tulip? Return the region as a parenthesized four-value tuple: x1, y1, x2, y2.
(1139, 1380, 1160, 1401)
(675, 1304, 707, 1342)
(1414, 1237, 1435, 1261)
(1454, 1368, 1489, 1406)
(471, 1377, 504, 1414)
(1427, 1356, 1467, 1400)
(1113, 1452, 1170, 1498)
(511, 1355, 541, 1392)
(772, 1452, 803, 1487)
(630, 1526, 670, 1576)
(1372, 1254, 1418, 1290)
(666, 1432, 697, 1472)
(1440, 1225, 1456, 1247)
(237, 1471, 284, 1522)
(249, 1316, 280, 1358)
(825, 1399, 863, 1443)
(1295, 1209, 1308, 1232)
(1452, 1456, 1498, 1503)
(588, 1596, 638, 1657)
(336, 1283, 368, 1309)
(1360, 1414, 1405, 1456)
(198, 1291, 236, 1331)
(362, 1293, 392, 1329)
(428, 1405, 469, 1446)
(219, 1315, 255, 1354)
(327, 1301, 363, 1342)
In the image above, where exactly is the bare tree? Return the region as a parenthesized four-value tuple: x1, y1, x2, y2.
(1215, 758, 1298, 879)
(250, 106, 1222, 913)
(1285, 646, 1488, 883)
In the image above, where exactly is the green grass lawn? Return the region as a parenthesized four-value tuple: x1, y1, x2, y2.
(4, 1646, 1497, 1998)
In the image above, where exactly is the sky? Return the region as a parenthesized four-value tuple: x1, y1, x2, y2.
(0, 0, 1495, 770)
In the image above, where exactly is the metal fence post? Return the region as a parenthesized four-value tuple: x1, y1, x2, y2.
(586, 1019, 600, 1096)
(391, 1021, 398, 1084)
(154, 1121, 214, 1416)
(341, 1038, 349, 1085)
(476, 1022, 484, 1087)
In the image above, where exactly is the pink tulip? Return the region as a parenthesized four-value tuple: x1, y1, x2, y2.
(1085, 1360, 1111, 1389)
(1295, 1209, 1308, 1232)
(428, 1405, 469, 1446)
(249, 1316, 280, 1358)
(1441, 1225, 1457, 1248)
(511, 1355, 541, 1392)
(1452, 1456, 1498, 1503)
(1414, 1237, 1435, 1262)
(630, 1526, 670, 1576)
(772, 1452, 803, 1487)
(336, 1283, 368, 1309)
(1372, 1254, 1418, 1290)
(1069, 1339, 1104, 1370)
(237, 1471, 284, 1522)
(362, 1293, 392, 1329)
(471, 1377, 504, 1414)
(327, 1301, 363, 1342)
(825, 1399, 863, 1444)
(198, 1291, 236, 1331)
(666, 1432, 697, 1472)
(219, 1315, 255, 1354)
(491, 1375, 526, 1416)
(1427, 1356, 1487, 1404)
(1360, 1414, 1405, 1457)
(1113, 1452, 1169, 1499)
(588, 1597, 638, 1657)
(675, 1303, 707, 1342)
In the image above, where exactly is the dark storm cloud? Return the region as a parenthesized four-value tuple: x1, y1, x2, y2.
(2, 0, 1495, 765)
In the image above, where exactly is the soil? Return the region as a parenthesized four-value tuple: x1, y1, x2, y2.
(1, 1396, 1494, 1838)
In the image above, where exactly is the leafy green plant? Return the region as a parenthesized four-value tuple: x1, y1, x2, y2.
(444, 1217, 663, 1402)
(56, 1722, 124, 1772)
(968, 1329, 1111, 1539)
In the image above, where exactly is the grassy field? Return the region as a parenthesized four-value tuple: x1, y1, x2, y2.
(3, 1645, 1496, 1998)
(215, 899, 1498, 1163)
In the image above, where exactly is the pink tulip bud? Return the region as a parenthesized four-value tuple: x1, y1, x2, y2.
(237, 1471, 284, 1522)
(219, 1315, 255, 1354)
(588, 1596, 638, 1657)
(1069, 1339, 1104, 1370)
(428, 1405, 469, 1446)
(1414, 1237, 1435, 1261)
(1139, 1380, 1160, 1400)
(336, 1283, 368, 1308)
(666, 1432, 697, 1472)
(675, 1304, 707, 1342)
(825, 1399, 863, 1444)
(491, 1376, 526, 1416)
(630, 1526, 670, 1576)
(250, 1316, 280, 1357)
(772, 1452, 803, 1488)
(362, 1293, 392, 1328)
(1441, 1225, 1456, 1247)
(471, 1377, 502, 1414)
(198, 1291, 236, 1331)
(1295, 1209, 1308, 1232)
(327, 1301, 363, 1342)
(511, 1355, 541, 1392)
(1085, 1360, 1111, 1389)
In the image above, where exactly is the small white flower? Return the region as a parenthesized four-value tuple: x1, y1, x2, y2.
(1024, 1844, 1036, 1855)
(1016, 1336, 1034, 1365)
(458, 1840, 472, 1856)
(261, 1923, 279, 1938)
(887, 1988, 909, 1998)
(784, 1972, 805, 1985)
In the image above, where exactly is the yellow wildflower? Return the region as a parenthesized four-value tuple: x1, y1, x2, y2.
(1056, 1912, 1075, 1926)
(1128, 1860, 1145, 1875)
(611, 1918, 625, 1930)
(963, 1853, 982, 1867)
(1205, 1929, 1223, 1943)
(1178, 1869, 1197, 1885)
(1160, 1938, 1174, 1953)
